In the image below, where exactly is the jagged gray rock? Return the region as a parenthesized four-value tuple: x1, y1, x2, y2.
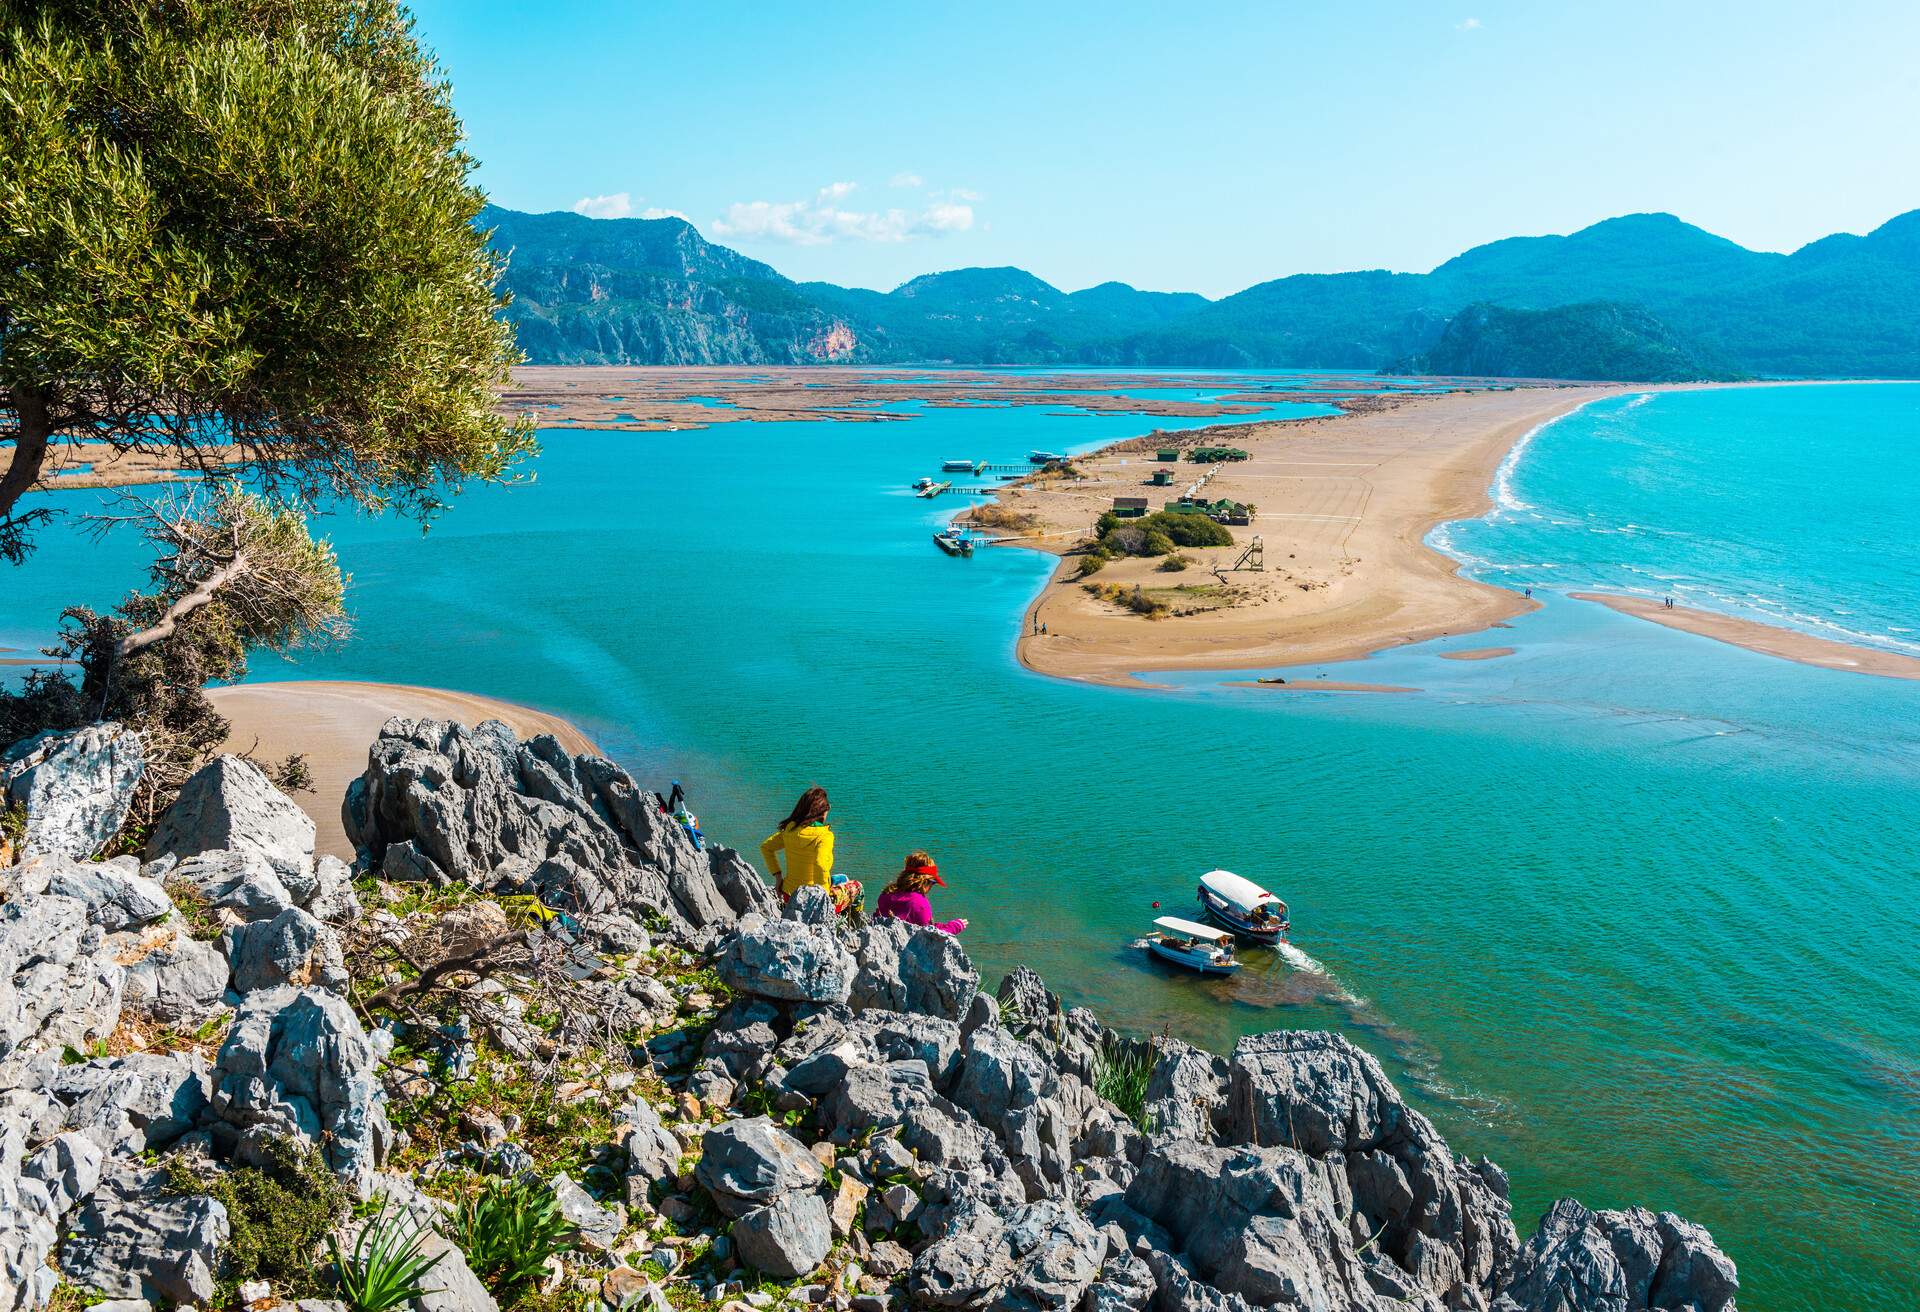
(168, 849, 295, 924)
(208, 986, 388, 1195)
(1495, 1201, 1737, 1312)
(1143, 1038, 1228, 1146)
(116, 928, 229, 1025)
(43, 1053, 210, 1155)
(146, 755, 315, 881)
(910, 1198, 1103, 1312)
(61, 1165, 229, 1306)
(551, 1171, 625, 1250)
(695, 1117, 823, 1217)
(732, 1190, 832, 1280)
(618, 1096, 684, 1204)
(0, 894, 123, 1088)
(717, 914, 855, 1004)
(343, 718, 775, 941)
(32, 856, 172, 934)
(850, 919, 979, 1022)
(307, 855, 363, 926)
(1, 724, 145, 861)
(224, 906, 348, 996)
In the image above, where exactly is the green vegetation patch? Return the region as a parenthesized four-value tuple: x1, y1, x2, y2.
(165, 1137, 350, 1303)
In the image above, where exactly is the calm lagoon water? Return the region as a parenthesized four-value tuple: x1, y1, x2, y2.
(6, 379, 1917, 1309)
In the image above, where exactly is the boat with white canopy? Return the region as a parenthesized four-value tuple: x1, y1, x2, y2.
(1143, 916, 1240, 975)
(1196, 869, 1289, 944)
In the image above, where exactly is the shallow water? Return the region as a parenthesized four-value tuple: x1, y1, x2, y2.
(5, 378, 1917, 1309)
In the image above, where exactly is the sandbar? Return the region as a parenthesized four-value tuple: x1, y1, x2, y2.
(207, 680, 599, 860)
(1570, 593, 1920, 681)
(1441, 647, 1516, 661)
(996, 385, 1637, 687)
(1229, 680, 1419, 694)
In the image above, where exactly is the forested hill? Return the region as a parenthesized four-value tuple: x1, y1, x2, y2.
(480, 204, 1920, 378)
(1394, 302, 1749, 382)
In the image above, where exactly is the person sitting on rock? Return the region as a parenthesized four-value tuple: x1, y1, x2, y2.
(760, 785, 861, 914)
(873, 851, 966, 934)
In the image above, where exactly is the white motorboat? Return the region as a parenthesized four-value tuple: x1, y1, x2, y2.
(1144, 916, 1240, 975)
(1197, 869, 1289, 944)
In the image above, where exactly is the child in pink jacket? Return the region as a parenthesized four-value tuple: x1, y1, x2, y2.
(873, 852, 966, 934)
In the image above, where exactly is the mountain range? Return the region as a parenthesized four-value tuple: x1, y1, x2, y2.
(481, 204, 1920, 379)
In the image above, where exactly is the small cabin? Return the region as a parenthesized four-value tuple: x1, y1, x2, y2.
(1111, 496, 1149, 518)
(1150, 468, 1176, 486)
(1155, 447, 1180, 462)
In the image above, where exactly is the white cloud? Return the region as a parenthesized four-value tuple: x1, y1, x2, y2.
(945, 186, 984, 202)
(713, 182, 976, 246)
(640, 207, 689, 222)
(889, 172, 924, 188)
(572, 192, 633, 219)
(1457, 16, 1482, 30)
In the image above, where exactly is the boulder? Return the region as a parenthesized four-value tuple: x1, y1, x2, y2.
(716, 914, 855, 1004)
(306, 856, 363, 926)
(147, 755, 315, 881)
(551, 1171, 625, 1250)
(224, 907, 348, 996)
(850, 919, 979, 1022)
(208, 986, 388, 1195)
(783, 885, 836, 925)
(168, 849, 295, 924)
(1494, 1200, 1738, 1312)
(694, 1118, 823, 1218)
(617, 1097, 683, 1203)
(909, 1199, 1103, 1312)
(1143, 1039, 1228, 1145)
(61, 1165, 229, 1306)
(34, 856, 172, 934)
(732, 1191, 832, 1280)
(1, 724, 144, 860)
(117, 929, 229, 1025)
(0, 894, 123, 1087)
(44, 1053, 210, 1154)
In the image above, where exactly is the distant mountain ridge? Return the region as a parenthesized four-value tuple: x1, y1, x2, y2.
(480, 203, 1920, 378)
(1395, 301, 1749, 383)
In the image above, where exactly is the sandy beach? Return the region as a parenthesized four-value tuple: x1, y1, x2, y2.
(1572, 593, 1920, 681)
(206, 680, 598, 860)
(988, 385, 1630, 686)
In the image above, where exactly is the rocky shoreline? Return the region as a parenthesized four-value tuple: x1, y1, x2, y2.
(3, 714, 1737, 1312)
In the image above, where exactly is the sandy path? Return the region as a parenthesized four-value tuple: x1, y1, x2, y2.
(992, 385, 1631, 685)
(207, 680, 599, 861)
(1572, 594, 1920, 681)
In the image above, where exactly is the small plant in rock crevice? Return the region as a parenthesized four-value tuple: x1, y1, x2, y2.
(330, 1197, 445, 1312)
(1092, 1035, 1158, 1132)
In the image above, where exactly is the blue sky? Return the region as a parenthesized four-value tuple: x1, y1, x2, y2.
(409, 0, 1920, 298)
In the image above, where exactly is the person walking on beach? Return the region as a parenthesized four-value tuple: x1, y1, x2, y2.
(874, 851, 966, 934)
(760, 786, 861, 914)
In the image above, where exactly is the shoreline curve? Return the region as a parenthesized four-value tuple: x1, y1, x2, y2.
(1570, 593, 1920, 681)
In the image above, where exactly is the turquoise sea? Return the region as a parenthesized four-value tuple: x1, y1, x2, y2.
(5, 378, 1917, 1310)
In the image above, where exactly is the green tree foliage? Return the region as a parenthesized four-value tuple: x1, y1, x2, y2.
(0, 0, 534, 563)
(0, 486, 346, 829)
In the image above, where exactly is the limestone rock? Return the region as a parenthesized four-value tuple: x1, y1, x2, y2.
(0, 894, 123, 1087)
(169, 849, 295, 924)
(695, 1118, 823, 1219)
(61, 1165, 229, 1306)
(147, 755, 315, 881)
(35, 856, 172, 934)
(1494, 1200, 1738, 1312)
(618, 1097, 684, 1203)
(372, 1174, 499, 1312)
(1, 724, 145, 861)
(551, 1171, 625, 1250)
(850, 919, 979, 1022)
(732, 1190, 832, 1280)
(306, 856, 363, 926)
(208, 986, 388, 1195)
(117, 928, 229, 1025)
(716, 915, 855, 1004)
(225, 907, 348, 996)
(909, 1198, 1102, 1312)
(43, 1052, 210, 1154)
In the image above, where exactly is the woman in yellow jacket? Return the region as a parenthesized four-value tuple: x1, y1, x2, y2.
(760, 786, 862, 914)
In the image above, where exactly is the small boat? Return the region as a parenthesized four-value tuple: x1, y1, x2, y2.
(942, 459, 976, 472)
(912, 477, 934, 492)
(1029, 450, 1066, 464)
(933, 530, 975, 557)
(1144, 916, 1240, 975)
(1196, 869, 1289, 944)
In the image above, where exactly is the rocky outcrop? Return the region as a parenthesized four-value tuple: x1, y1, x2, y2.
(1, 725, 145, 862)
(207, 986, 388, 1195)
(0, 714, 1736, 1312)
(343, 718, 775, 942)
(147, 756, 315, 882)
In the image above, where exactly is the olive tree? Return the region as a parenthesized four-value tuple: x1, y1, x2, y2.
(0, 0, 533, 563)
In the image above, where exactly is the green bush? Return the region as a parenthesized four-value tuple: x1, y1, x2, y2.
(1141, 529, 1176, 557)
(1142, 512, 1232, 548)
(1093, 1037, 1157, 1130)
(165, 1138, 349, 1302)
(1075, 554, 1106, 577)
(443, 1176, 574, 1299)
(1159, 555, 1191, 572)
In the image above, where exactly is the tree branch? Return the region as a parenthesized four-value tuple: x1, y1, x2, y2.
(360, 928, 534, 1014)
(112, 546, 251, 660)
(1, 387, 53, 563)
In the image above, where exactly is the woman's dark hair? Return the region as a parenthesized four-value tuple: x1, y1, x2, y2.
(778, 786, 830, 831)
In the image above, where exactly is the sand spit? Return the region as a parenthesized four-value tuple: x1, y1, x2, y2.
(1572, 593, 1920, 681)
